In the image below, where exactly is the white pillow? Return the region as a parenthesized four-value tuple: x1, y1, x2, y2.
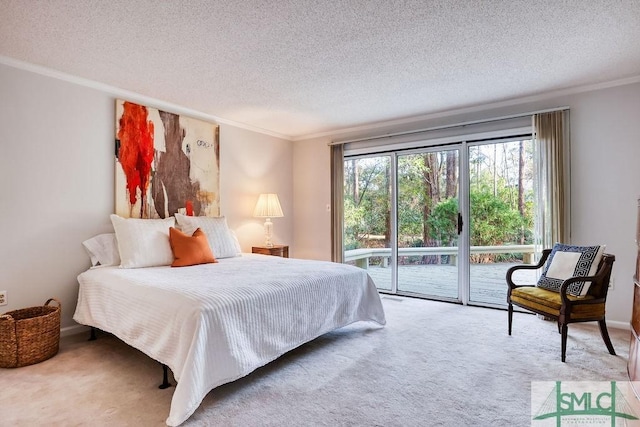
(82, 233, 121, 267)
(174, 214, 241, 259)
(110, 214, 175, 268)
(229, 230, 243, 255)
(537, 243, 605, 296)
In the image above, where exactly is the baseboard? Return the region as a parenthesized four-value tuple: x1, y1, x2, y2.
(61, 324, 90, 337)
(607, 320, 630, 331)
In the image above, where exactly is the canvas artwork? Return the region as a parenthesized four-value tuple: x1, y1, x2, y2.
(115, 99, 220, 219)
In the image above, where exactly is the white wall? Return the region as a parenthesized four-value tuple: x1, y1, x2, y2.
(219, 124, 293, 252)
(293, 82, 640, 324)
(0, 62, 293, 330)
(2, 56, 638, 328)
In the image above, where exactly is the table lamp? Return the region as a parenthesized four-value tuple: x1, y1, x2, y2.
(253, 193, 283, 248)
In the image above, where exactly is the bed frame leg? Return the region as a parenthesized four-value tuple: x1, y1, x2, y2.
(159, 364, 172, 389)
(88, 327, 97, 341)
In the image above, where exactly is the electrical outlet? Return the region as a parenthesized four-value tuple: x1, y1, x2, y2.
(0, 290, 6, 306)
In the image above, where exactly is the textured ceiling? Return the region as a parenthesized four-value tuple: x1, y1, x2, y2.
(1, 1, 640, 139)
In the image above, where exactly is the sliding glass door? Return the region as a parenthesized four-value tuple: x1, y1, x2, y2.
(343, 135, 538, 308)
(343, 148, 462, 301)
(396, 149, 460, 300)
(343, 155, 393, 291)
(468, 138, 536, 306)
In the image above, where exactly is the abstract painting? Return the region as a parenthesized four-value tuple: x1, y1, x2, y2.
(115, 99, 220, 219)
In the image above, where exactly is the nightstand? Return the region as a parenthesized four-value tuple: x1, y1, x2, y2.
(252, 245, 289, 258)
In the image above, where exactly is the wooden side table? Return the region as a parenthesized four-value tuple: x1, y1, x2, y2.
(252, 245, 289, 258)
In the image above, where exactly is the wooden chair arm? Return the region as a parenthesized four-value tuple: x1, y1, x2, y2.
(559, 275, 599, 304)
(506, 249, 551, 289)
(559, 254, 614, 304)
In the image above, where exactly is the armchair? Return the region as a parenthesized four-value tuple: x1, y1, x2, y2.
(507, 248, 616, 362)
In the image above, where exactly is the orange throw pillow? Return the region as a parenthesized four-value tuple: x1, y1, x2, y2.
(169, 227, 217, 267)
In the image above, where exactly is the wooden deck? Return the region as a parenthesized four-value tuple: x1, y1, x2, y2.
(365, 262, 539, 306)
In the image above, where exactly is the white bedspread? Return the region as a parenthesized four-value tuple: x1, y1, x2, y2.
(73, 254, 386, 426)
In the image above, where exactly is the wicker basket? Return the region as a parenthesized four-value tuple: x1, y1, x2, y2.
(0, 298, 61, 368)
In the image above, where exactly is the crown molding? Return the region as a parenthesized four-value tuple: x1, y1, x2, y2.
(4, 54, 638, 144)
(292, 74, 640, 142)
(0, 55, 293, 141)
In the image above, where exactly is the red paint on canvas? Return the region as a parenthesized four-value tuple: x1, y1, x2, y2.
(117, 102, 154, 217)
(185, 200, 194, 216)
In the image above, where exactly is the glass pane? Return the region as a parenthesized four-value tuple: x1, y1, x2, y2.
(396, 150, 459, 300)
(343, 156, 392, 291)
(468, 139, 537, 305)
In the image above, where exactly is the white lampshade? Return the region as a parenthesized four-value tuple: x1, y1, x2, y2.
(253, 193, 284, 218)
(253, 193, 283, 248)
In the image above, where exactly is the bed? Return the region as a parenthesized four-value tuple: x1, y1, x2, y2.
(73, 252, 386, 426)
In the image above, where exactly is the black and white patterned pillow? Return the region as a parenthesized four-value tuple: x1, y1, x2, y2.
(537, 243, 605, 296)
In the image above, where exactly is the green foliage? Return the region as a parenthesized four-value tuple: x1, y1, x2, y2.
(467, 192, 526, 246)
(343, 140, 535, 262)
(343, 198, 365, 250)
(397, 155, 427, 244)
(428, 193, 528, 247)
(343, 157, 390, 250)
(427, 198, 458, 245)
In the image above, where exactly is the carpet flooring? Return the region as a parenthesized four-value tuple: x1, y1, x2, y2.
(0, 296, 633, 426)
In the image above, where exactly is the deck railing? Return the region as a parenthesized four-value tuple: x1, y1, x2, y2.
(344, 244, 536, 269)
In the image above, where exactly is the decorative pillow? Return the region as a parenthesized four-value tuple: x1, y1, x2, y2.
(229, 229, 243, 255)
(169, 227, 217, 267)
(110, 214, 175, 268)
(82, 233, 121, 267)
(537, 243, 605, 296)
(174, 214, 241, 259)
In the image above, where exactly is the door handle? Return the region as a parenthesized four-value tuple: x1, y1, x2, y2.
(457, 212, 463, 235)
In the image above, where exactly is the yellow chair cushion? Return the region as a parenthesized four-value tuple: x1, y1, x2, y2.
(510, 286, 605, 320)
